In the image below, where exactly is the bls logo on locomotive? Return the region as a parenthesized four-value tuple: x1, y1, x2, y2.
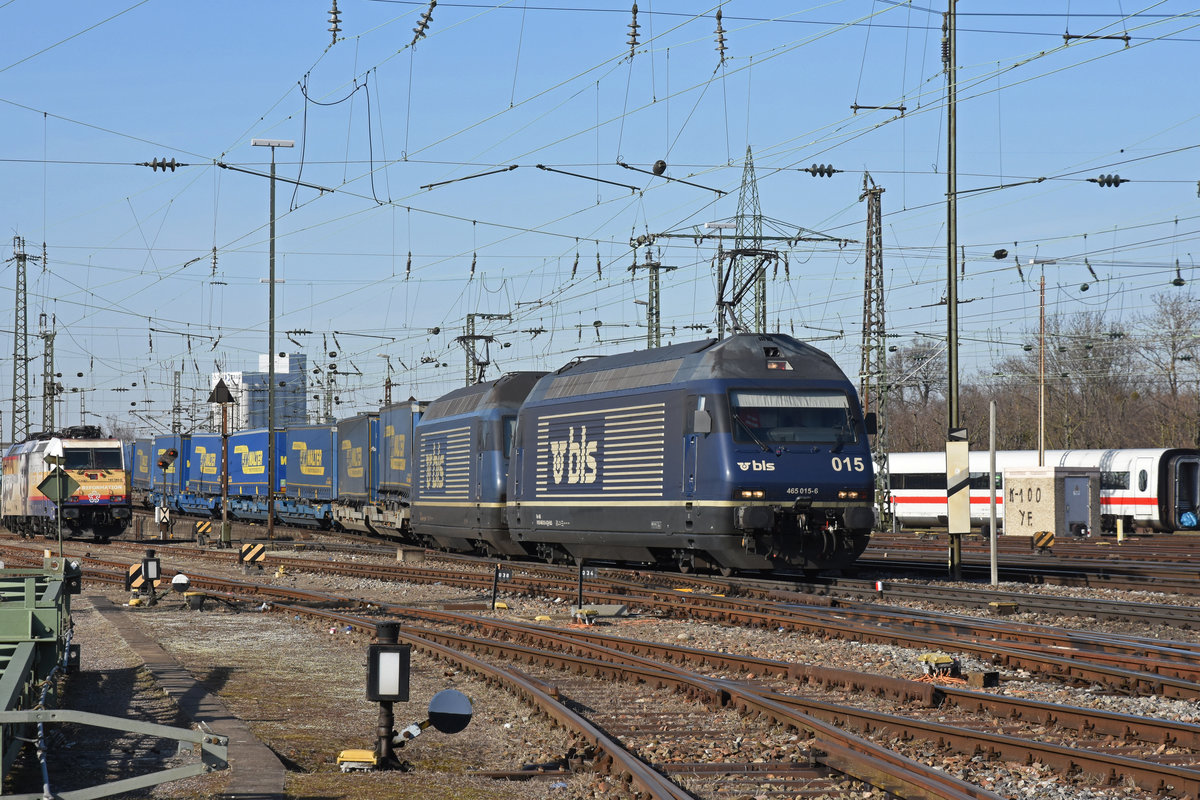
(423, 442, 445, 489)
(550, 425, 598, 485)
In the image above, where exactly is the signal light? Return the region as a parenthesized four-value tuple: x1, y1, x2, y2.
(1089, 173, 1127, 187)
(157, 448, 178, 471)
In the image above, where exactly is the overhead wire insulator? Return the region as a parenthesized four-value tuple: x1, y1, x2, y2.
(411, 0, 436, 46)
(627, 3, 640, 58)
(804, 163, 838, 177)
(328, 0, 341, 45)
(941, 13, 950, 66)
(143, 157, 181, 172)
(1089, 173, 1127, 187)
(714, 8, 727, 64)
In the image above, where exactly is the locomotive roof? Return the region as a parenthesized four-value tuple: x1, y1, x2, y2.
(530, 333, 848, 402)
(423, 371, 547, 421)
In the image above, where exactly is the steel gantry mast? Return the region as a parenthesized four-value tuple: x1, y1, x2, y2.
(38, 322, 56, 434)
(172, 371, 183, 435)
(859, 172, 891, 529)
(457, 313, 511, 385)
(629, 250, 677, 348)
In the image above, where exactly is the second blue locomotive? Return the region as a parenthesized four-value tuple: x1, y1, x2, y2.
(133, 333, 876, 572)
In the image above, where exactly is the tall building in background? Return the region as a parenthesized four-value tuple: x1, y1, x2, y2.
(210, 353, 308, 431)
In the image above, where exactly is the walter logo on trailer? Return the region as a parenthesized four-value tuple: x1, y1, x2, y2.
(550, 425, 598, 485)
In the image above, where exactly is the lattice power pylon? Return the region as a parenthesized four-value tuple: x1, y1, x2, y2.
(859, 172, 890, 527)
(7, 237, 39, 443)
(715, 146, 781, 336)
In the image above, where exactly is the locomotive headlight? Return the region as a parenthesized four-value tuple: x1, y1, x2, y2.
(838, 490, 864, 500)
(737, 489, 766, 500)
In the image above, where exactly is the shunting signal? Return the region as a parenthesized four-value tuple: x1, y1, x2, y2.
(157, 448, 178, 470)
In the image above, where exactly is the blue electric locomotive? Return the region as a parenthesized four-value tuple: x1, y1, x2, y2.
(140, 334, 875, 574)
(412, 372, 546, 557)
(504, 333, 876, 572)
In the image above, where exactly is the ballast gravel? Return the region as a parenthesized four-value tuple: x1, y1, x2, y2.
(53, 544, 1200, 800)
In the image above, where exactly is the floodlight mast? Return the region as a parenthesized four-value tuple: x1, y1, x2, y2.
(251, 138, 295, 540)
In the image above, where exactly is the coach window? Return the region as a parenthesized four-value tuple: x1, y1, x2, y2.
(1138, 469, 1148, 492)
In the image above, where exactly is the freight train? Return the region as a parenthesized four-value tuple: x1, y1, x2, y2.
(133, 334, 878, 572)
(886, 448, 1200, 534)
(2, 426, 133, 541)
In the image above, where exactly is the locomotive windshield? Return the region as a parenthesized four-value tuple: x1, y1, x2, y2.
(730, 390, 857, 445)
(64, 447, 124, 470)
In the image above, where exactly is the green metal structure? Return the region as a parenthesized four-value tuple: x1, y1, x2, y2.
(0, 557, 227, 799)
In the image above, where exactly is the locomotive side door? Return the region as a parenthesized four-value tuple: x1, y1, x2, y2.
(683, 395, 709, 497)
(1134, 456, 1154, 525)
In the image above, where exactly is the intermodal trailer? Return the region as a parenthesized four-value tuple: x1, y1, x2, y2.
(178, 433, 222, 516)
(506, 334, 875, 572)
(376, 400, 426, 538)
(226, 428, 283, 522)
(131, 438, 153, 506)
(281, 425, 337, 528)
(333, 413, 380, 533)
(413, 373, 544, 557)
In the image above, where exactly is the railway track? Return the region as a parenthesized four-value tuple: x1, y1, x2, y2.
(9, 534, 1200, 797)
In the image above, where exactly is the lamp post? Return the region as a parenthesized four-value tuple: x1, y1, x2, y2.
(251, 138, 294, 541)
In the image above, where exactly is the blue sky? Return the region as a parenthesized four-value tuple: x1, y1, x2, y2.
(1, 1, 1198, 437)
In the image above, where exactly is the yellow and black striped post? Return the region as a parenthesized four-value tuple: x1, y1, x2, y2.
(194, 520, 212, 546)
(125, 563, 143, 592)
(1032, 530, 1055, 552)
(125, 562, 161, 595)
(239, 542, 266, 567)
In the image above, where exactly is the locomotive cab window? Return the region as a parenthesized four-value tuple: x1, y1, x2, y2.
(729, 390, 855, 445)
(65, 448, 123, 470)
(503, 416, 517, 457)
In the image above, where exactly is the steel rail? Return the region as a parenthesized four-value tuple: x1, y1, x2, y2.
(51, 551, 1200, 797)
(42, 544, 1200, 699)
